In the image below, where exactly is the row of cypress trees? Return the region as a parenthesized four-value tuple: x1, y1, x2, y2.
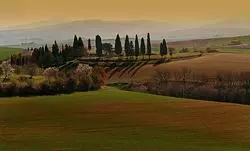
(114, 33, 152, 59)
(95, 33, 153, 59)
(96, 33, 168, 60)
(18, 33, 167, 67)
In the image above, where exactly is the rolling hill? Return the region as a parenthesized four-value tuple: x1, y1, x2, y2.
(1, 87, 250, 150)
(108, 53, 250, 83)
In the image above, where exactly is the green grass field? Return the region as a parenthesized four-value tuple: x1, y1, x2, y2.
(0, 47, 21, 60)
(207, 35, 250, 47)
(1, 87, 250, 150)
(168, 35, 250, 54)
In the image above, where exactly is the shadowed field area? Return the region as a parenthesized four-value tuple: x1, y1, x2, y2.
(1, 87, 250, 150)
(108, 53, 250, 83)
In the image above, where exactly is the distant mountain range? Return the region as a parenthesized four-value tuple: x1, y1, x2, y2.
(1, 19, 250, 48)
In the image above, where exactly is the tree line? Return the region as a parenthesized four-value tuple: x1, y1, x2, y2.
(11, 33, 169, 67)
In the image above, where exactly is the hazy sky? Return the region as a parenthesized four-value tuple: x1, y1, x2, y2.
(0, 0, 249, 26)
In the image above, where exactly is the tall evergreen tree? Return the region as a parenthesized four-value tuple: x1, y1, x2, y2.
(115, 34, 122, 57)
(147, 33, 152, 59)
(76, 37, 85, 57)
(78, 37, 84, 49)
(95, 35, 103, 57)
(140, 38, 146, 59)
(61, 45, 64, 54)
(52, 41, 59, 58)
(41, 46, 45, 56)
(31, 48, 40, 64)
(124, 35, 130, 58)
(135, 35, 140, 59)
(45, 44, 49, 52)
(162, 39, 168, 58)
(88, 39, 92, 51)
(160, 42, 164, 59)
(73, 35, 78, 50)
(62, 44, 68, 60)
(43, 44, 53, 67)
(129, 41, 134, 59)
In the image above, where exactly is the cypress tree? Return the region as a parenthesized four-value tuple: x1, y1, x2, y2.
(52, 41, 59, 58)
(124, 35, 130, 59)
(31, 48, 40, 64)
(41, 46, 45, 56)
(162, 39, 168, 58)
(129, 41, 134, 59)
(88, 39, 92, 51)
(135, 35, 140, 60)
(73, 35, 78, 50)
(147, 33, 152, 59)
(115, 34, 122, 57)
(62, 44, 68, 60)
(77, 37, 84, 57)
(45, 44, 49, 52)
(95, 35, 103, 57)
(44, 44, 53, 67)
(78, 37, 84, 49)
(140, 38, 146, 60)
(160, 43, 164, 59)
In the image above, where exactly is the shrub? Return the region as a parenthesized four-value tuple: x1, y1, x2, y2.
(73, 64, 94, 91)
(74, 64, 93, 76)
(92, 66, 107, 87)
(179, 48, 189, 53)
(65, 77, 77, 93)
(17, 76, 30, 82)
(24, 64, 40, 78)
(78, 75, 93, 91)
(0, 63, 105, 97)
(205, 47, 218, 53)
(43, 67, 59, 81)
(13, 65, 22, 75)
(228, 40, 241, 45)
(0, 61, 15, 81)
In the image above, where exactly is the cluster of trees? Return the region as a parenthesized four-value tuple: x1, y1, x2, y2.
(10, 54, 29, 66)
(114, 33, 152, 59)
(147, 69, 250, 104)
(11, 33, 169, 68)
(12, 36, 87, 67)
(94, 33, 153, 59)
(0, 60, 106, 97)
(19, 35, 87, 67)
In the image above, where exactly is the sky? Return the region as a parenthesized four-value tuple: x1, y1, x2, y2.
(0, 0, 249, 26)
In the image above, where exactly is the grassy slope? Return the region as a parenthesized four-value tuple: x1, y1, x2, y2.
(1, 87, 250, 150)
(0, 47, 21, 60)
